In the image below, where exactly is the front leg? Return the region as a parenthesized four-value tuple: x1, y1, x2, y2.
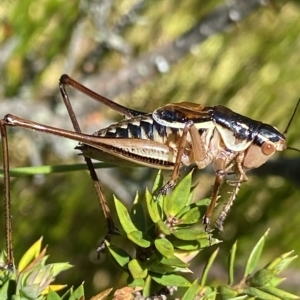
(203, 169, 225, 233)
(215, 154, 248, 231)
(203, 153, 228, 232)
(159, 120, 210, 195)
(215, 174, 242, 232)
(158, 120, 195, 195)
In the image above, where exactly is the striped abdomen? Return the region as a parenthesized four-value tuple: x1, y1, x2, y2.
(78, 113, 213, 169)
(95, 114, 181, 145)
(78, 114, 185, 168)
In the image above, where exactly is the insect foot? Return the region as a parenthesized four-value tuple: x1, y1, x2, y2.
(96, 225, 120, 258)
(156, 179, 177, 196)
(202, 215, 213, 234)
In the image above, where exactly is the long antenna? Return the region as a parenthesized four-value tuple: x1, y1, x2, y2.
(283, 98, 300, 135)
(286, 146, 300, 153)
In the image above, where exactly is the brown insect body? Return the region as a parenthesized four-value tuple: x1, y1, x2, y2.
(79, 102, 285, 178)
(76, 100, 288, 231)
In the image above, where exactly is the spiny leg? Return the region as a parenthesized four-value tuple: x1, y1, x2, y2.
(215, 173, 243, 231)
(59, 77, 116, 248)
(158, 120, 195, 195)
(215, 158, 247, 231)
(203, 156, 227, 233)
(0, 120, 14, 270)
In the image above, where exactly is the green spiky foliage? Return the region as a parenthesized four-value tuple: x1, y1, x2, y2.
(0, 238, 73, 300)
(0, 171, 298, 299)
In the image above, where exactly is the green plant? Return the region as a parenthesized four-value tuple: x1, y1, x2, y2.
(0, 238, 73, 300)
(0, 171, 298, 299)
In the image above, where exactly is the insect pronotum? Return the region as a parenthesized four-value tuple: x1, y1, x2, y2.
(1, 74, 299, 269)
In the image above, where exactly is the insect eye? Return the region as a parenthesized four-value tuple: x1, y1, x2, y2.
(261, 141, 276, 155)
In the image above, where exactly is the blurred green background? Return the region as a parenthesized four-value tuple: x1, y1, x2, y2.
(1, 0, 300, 297)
